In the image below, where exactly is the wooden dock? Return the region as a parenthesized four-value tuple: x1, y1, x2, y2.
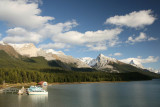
(3, 87, 19, 94)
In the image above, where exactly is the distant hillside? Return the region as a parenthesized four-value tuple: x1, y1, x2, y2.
(0, 44, 20, 58)
(0, 43, 159, 79)
(0, 50, 60, 70)
(110, 62, 160, 78)
(0, 50, 96, 72)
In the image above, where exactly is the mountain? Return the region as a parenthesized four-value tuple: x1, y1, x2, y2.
(9, 43, 40, 57)
(147, 68, 160, 74)
(79, 54, 120, 72)
(79, 54, 147, 72)
(0, 42, 159, 78)
(120, 58, 144, 68)
(93, 54, 118, 71)
(129, 60, 135, 65)
(0, 42, 20, 58)
(79, 54, 160, 78)
(0, 42, 90, 71)
(78, 57, 97, 66)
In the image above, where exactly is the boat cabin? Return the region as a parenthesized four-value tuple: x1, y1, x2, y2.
(37, 81, 48, 86)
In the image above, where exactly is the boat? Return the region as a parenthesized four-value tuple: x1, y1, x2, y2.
(18, 86, 25, 95)
(27, 86, 48, 95)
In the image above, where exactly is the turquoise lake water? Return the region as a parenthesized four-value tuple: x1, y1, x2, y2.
(0, 79, 160, 107)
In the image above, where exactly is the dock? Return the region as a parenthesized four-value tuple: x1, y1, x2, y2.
(3, 87, 19, 94)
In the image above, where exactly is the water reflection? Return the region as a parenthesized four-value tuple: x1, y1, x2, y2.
(0, 80, 160, 107)
(18, 95, 48, 107)
(0, 94, 49, 107)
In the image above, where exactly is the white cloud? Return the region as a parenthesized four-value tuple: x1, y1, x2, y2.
(26, 0, 43, 4)
(86, 42, 107, 51)
(0, 0, 54, 29)
(126, 32, 158, 44)
(39, 42, 70, 49)
(52, 28, 122, 50)
(120, 56, 159, 67)
(105, 10, 156, 28)
(2, 27, 42, 43)
(53, 31, 84, 45)
(114, 53, 122, 56)
(0, 0, 123, 51)
(109, 52, 122, 57)
(39, 20, 78, 36)
(148, 37, 158, 41)
(38, 28, 122, 50)
(141, 56, 159, 63)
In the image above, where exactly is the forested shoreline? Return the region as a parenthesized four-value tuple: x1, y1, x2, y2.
(0, 68, 152, 84)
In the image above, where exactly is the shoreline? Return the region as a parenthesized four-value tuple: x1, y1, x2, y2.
(48, 81, 129, 85)
(1, 80, 153, 90)
(0, 81, 128, 89)
(0, 82, 37, 90)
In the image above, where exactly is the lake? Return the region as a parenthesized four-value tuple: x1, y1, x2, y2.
(0, 79, 160, 107)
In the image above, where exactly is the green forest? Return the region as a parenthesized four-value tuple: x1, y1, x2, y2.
(0, 50, 159, 85)
(0, 68, 152, 84)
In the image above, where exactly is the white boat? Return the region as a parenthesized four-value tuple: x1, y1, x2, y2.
(27, 86, 48, 95)
(18, 86, 25, 95)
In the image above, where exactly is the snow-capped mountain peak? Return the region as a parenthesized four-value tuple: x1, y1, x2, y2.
(4, 42, 90, 68)
(147, 68, 160, 74)
(96, 53, 117, 63)
(9, 43, 40, 57)
(0, 41, 6, 45)
(98, 53, 105, 57)
(129, 60, 135, 65)
(78, 57, 97, 66)
(79, 54, 118, 71)
(120, 58, 144, 68)
(128, 59, 143, 68)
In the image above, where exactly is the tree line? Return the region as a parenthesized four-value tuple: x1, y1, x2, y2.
(0, 68, 152, 84)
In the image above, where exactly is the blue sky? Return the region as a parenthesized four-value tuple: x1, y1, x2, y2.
(0, 0, 160, 70)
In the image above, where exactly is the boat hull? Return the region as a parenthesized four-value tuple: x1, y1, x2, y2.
(28, 92, 48, 95)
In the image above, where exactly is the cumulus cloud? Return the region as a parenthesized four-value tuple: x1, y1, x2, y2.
(0, 0, 139, 51)
(109, 52, 122, 57)
(39, 20, 78, 39)
(86, 42, 107, 51)
(52, 28, 122, 50)
(120, 56, 159, 67)
(126, 32, 158, 44)
(0, 0, 54, 29)
(114, 53, 122, 56)
(53, 31, 84, 45)
(38, 28, 122, 50)
(105, 10, 156, 28)
(148, 37, 158, 41)
(2, 27, 42, 43)
(26, 0, 43, 4)
(39, 42, 70, 49)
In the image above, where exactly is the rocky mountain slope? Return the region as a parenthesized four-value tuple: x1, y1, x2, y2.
(0, 42, 20, 58)
(79, 54, 122, 72)
(0, 42, 159, 76)
(79, 54, 159, 74)
(1, 42, 90, 69)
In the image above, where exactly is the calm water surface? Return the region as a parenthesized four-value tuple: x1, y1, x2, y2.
(0, 79, 160, 107)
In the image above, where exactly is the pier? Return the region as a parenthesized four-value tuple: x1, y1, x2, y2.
(3, 87, 19, 94)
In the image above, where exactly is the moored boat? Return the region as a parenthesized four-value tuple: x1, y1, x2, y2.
(18, 86, 25, 95)
(27, 86, 48, 95)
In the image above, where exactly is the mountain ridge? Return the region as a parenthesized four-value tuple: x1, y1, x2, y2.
(2, 42, 90, 69)
(0, 42, 159, 75)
